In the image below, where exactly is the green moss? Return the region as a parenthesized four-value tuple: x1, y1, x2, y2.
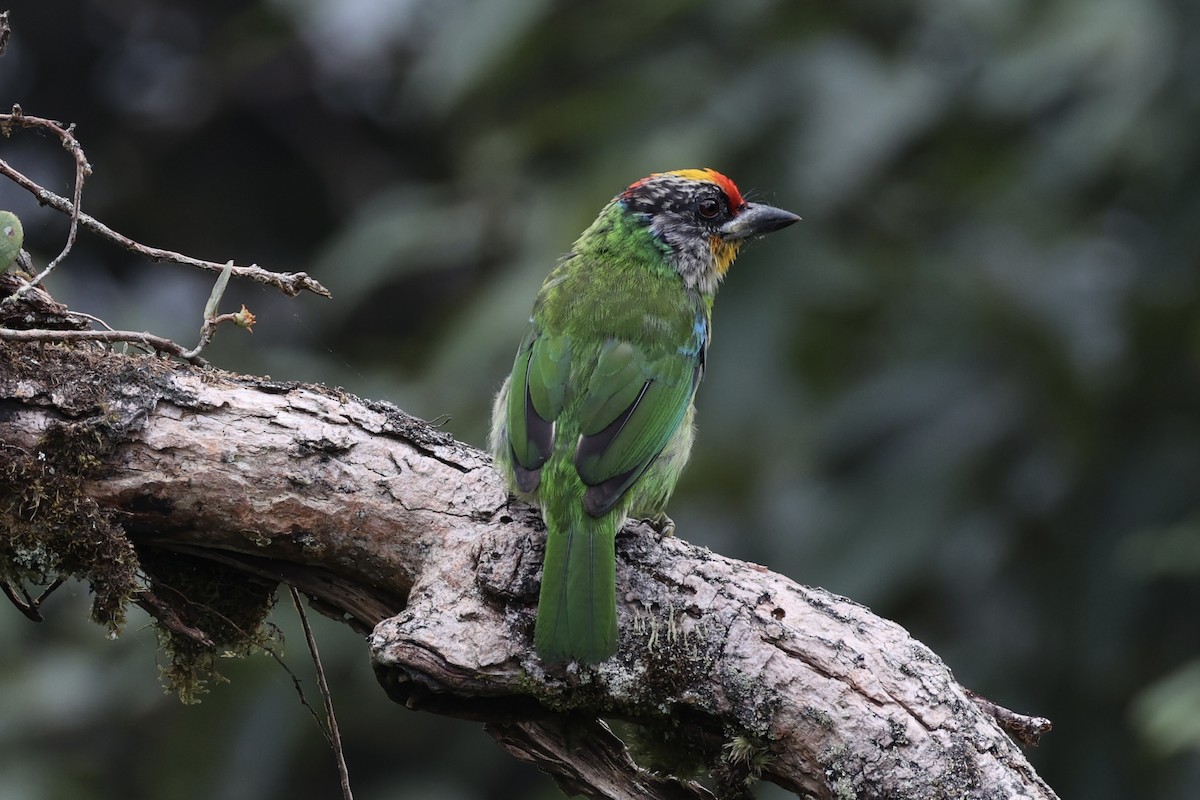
(0, 404, 279, 703)
(719, 734, 776, 791)
(139, 551, 279, 704)
(0, 421, 138, 632)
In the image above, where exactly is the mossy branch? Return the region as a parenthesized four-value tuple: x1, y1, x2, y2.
(0, 333, 1058, 800)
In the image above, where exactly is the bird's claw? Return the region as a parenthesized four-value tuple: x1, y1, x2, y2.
(642, 512, 676, 538)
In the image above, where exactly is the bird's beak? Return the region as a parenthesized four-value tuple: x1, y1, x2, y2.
(719, 202, 801, 241)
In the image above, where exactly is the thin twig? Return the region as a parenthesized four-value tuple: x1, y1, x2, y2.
(290, 587, 354, 800)
(146, 580, 332, 734)
(0, 269, 253, 363)
(1, 577, 65, 622)
(2, 581, 43, 621)
(67, 310, 117, 332)
(0, 106, 89, 299)
(0, 327, 208, 365)
(0, 109, 331, 299)
(134, 589, 215, 647)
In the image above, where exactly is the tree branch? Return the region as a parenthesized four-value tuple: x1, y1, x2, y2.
(0, 338, 1058, 799)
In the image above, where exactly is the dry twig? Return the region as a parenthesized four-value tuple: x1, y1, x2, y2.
(0, 114, 289, 363)
(0, 107, 330, 299)
(0, 327, 208, 364)
(0, 106, 89, 299)
(134, 589, 216, 648)
(0, 578, 65, 622)
(291, 587, 355, 800)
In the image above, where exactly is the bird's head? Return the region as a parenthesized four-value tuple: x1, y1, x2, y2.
(619, 168, 799, 294)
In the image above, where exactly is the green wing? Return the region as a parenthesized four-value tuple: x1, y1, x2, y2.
(574, 337, 702, 516)
(505, 324, 571, 493)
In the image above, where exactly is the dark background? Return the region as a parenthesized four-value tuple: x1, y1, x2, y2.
(2, 1, 1199, 798)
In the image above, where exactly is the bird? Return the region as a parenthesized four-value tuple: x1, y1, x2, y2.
(490, 168, 799, 664)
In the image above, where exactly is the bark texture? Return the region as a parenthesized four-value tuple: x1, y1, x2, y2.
(0, 336, 1058, 800)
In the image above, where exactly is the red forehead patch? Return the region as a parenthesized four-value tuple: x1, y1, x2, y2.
(626, 168, 746, 210)
(687, 168, 745, 210)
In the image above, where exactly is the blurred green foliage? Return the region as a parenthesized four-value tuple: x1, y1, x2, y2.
(2, 0, 1199, 798)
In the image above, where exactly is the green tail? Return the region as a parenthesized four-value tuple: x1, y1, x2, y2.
(535, 501, 619, 664)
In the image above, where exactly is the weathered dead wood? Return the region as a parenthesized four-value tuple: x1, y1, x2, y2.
(0, 339, 1058, 800)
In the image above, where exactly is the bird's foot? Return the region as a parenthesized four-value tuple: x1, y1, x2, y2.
(642, 512, 676, 538)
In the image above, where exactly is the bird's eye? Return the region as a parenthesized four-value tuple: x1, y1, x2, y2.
(696, 196, 722, 220)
